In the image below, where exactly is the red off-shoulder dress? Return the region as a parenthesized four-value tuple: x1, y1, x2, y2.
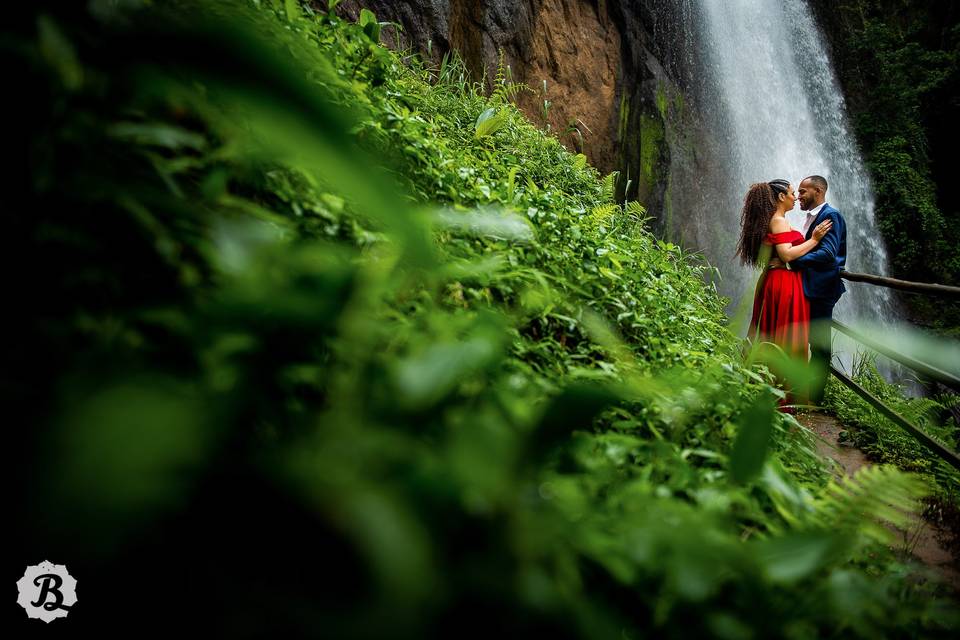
(748, 230, 810, 359)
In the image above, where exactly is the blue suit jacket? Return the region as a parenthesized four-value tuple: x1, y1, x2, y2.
(789, 203, 846, 303)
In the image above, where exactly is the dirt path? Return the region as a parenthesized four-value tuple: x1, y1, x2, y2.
(798, 411, 960, 592)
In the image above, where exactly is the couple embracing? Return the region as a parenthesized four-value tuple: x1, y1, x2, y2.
(736, 176, 847, 409)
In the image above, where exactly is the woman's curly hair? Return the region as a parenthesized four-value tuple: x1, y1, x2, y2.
(736, 179, 789, 266)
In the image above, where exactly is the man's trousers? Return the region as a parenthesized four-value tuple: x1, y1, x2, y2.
(808, 298, 836, 405)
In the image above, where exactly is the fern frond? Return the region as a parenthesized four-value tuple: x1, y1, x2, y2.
(487, 50, 530, 106)
(625, 200, 646, 220)
(590, 203, 619, 224)
(493, 49, 506, 89)
(489, 49, 507, 105)
(600, 171, 619, 203)
(491, 81, 531, 107)
(811, 464, 929, 545)
(898, 398, 942, 425)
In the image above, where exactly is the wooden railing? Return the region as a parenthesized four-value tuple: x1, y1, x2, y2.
(828, 270, 960, 471)
(840, 269, 960, 299)
(840, 271, 960, 298)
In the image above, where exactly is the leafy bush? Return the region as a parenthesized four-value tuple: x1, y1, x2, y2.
(814, 1, 960, 333)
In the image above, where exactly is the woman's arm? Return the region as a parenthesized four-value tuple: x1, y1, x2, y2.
(771, 219, 832, 263)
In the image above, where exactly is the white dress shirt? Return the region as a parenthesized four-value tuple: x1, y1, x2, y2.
(785, 203, 826, 271)
(801, 203, 826, 236)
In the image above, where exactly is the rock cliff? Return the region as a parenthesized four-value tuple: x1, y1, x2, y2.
(336, 0, 695, 217)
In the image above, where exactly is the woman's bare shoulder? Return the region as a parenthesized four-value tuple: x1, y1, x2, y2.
(769, 216, 791, 233)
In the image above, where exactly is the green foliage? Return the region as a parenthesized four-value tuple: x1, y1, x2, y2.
(825, 354, 960, 504)
(488, 48, 529, 106)
(474, 106, 510, 138)
(757, 464, 929, 581)
(8, 0, 957, 635)
(822, 1, 960, 328)
(729, 390, 777, 484)
(358, 7, 381, 42)
(600, 170, 619, 204)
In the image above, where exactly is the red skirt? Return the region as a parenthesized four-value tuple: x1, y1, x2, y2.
(748, 268, 810, 359)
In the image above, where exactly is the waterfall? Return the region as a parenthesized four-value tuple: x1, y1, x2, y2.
(655, 0, 896, 367)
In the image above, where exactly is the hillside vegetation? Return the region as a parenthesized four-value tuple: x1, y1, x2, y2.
(811, 0, 960, 334)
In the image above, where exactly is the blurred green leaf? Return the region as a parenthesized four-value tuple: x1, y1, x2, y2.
(528, 383, 622, 465)
(432, 206, 535, 243)
(391, 315, 507, 411)
(37, 15, 82, 90)
(757, 531, 838, 583)
(729, 390, 776, 484)
(108, 122, 208, 151)
(50, 379, 212, 522)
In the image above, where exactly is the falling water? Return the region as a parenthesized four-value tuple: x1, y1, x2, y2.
(655, 0, 896, 371)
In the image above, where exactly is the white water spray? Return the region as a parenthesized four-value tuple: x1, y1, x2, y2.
(660, 0, 896, 370)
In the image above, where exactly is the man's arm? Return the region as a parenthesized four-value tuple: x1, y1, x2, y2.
(790, 212, 842, 268)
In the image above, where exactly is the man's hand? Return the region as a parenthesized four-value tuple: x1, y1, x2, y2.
(768, 257, 786, 269)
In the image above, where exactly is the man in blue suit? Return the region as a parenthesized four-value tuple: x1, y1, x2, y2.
(785, 175, 847, 405)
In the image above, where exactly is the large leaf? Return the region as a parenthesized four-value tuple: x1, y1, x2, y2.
(359, 8, 381, 42)
(390, 315, 507, 411)
(729, 389, 777, 483)
(526, 382, 623, 465)
(756, 531, 840, 583)
(474, 107, 509, 138)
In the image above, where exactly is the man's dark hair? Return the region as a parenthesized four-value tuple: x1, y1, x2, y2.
(803, 175, 828, 193)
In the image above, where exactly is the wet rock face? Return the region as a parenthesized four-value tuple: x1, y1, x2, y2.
(337, 0, 692, 215)
(338, 1, 623, 174)
(502, 0, 621, 171)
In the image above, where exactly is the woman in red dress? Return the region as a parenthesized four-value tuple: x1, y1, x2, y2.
(736, 179, 832, 407)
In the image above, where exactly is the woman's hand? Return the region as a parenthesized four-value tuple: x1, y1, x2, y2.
(812, 219, 833, 242)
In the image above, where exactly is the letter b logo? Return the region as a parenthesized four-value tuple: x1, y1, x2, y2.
(17, 561, 77, 622)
